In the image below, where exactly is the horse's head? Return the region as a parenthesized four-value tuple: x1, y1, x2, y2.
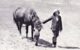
(32, 15, 43, 32)
(30, 9, 43, 31)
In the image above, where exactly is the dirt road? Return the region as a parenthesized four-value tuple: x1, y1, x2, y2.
(0, 0, 80, 50)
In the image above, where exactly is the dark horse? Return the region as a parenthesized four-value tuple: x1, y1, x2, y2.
(13, 7, 42, 46)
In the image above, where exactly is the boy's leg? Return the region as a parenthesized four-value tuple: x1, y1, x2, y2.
(52, 31, 59, 47)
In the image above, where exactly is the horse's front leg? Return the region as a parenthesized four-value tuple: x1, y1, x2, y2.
(34, 31, 40, 46)
(26, 25, 28, 38)
(31, 25, 34, 41)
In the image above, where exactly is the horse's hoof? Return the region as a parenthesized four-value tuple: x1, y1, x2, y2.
(26, 35, 28, 38)
(31, 37, 34, 41)
(54, 45, 56, 48)
(20, 33, 21, 35)
(35, 43, 38, 46)
(32, 39, 34, 41)
(26, 36, 28, 38)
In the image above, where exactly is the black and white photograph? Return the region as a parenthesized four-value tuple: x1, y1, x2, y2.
(0, 0, 80, 50)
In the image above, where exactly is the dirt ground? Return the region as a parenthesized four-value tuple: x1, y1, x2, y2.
(0, 0, 80, 50)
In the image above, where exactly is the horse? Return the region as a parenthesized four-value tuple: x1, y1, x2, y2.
(13, 7, 42, 46)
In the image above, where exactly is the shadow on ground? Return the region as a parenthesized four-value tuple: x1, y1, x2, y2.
(38, 39, 54, 48)
(21, 37, 80, 49)
(22, 37, 54, 48)
(58, 46, 80, 49)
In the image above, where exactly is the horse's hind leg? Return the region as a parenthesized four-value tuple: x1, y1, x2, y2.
(19, 22, 22, 35)
(16, 21, 22, 35)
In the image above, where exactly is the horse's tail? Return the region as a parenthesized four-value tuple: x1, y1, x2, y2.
(13, 10, 16, 23)
(13, 9, 17, 23)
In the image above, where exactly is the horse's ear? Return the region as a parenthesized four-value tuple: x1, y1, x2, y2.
(33, 12, 37, 18)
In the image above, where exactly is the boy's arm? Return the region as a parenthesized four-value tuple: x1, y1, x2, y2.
(43, 17, 52, 24)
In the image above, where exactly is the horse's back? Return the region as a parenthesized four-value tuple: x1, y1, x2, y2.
(13, 7, 34, 22)
(13, 7, 26, 18)
(23, 8, 33, 22)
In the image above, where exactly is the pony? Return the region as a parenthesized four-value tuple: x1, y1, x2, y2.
(13, 7, 42, 46)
